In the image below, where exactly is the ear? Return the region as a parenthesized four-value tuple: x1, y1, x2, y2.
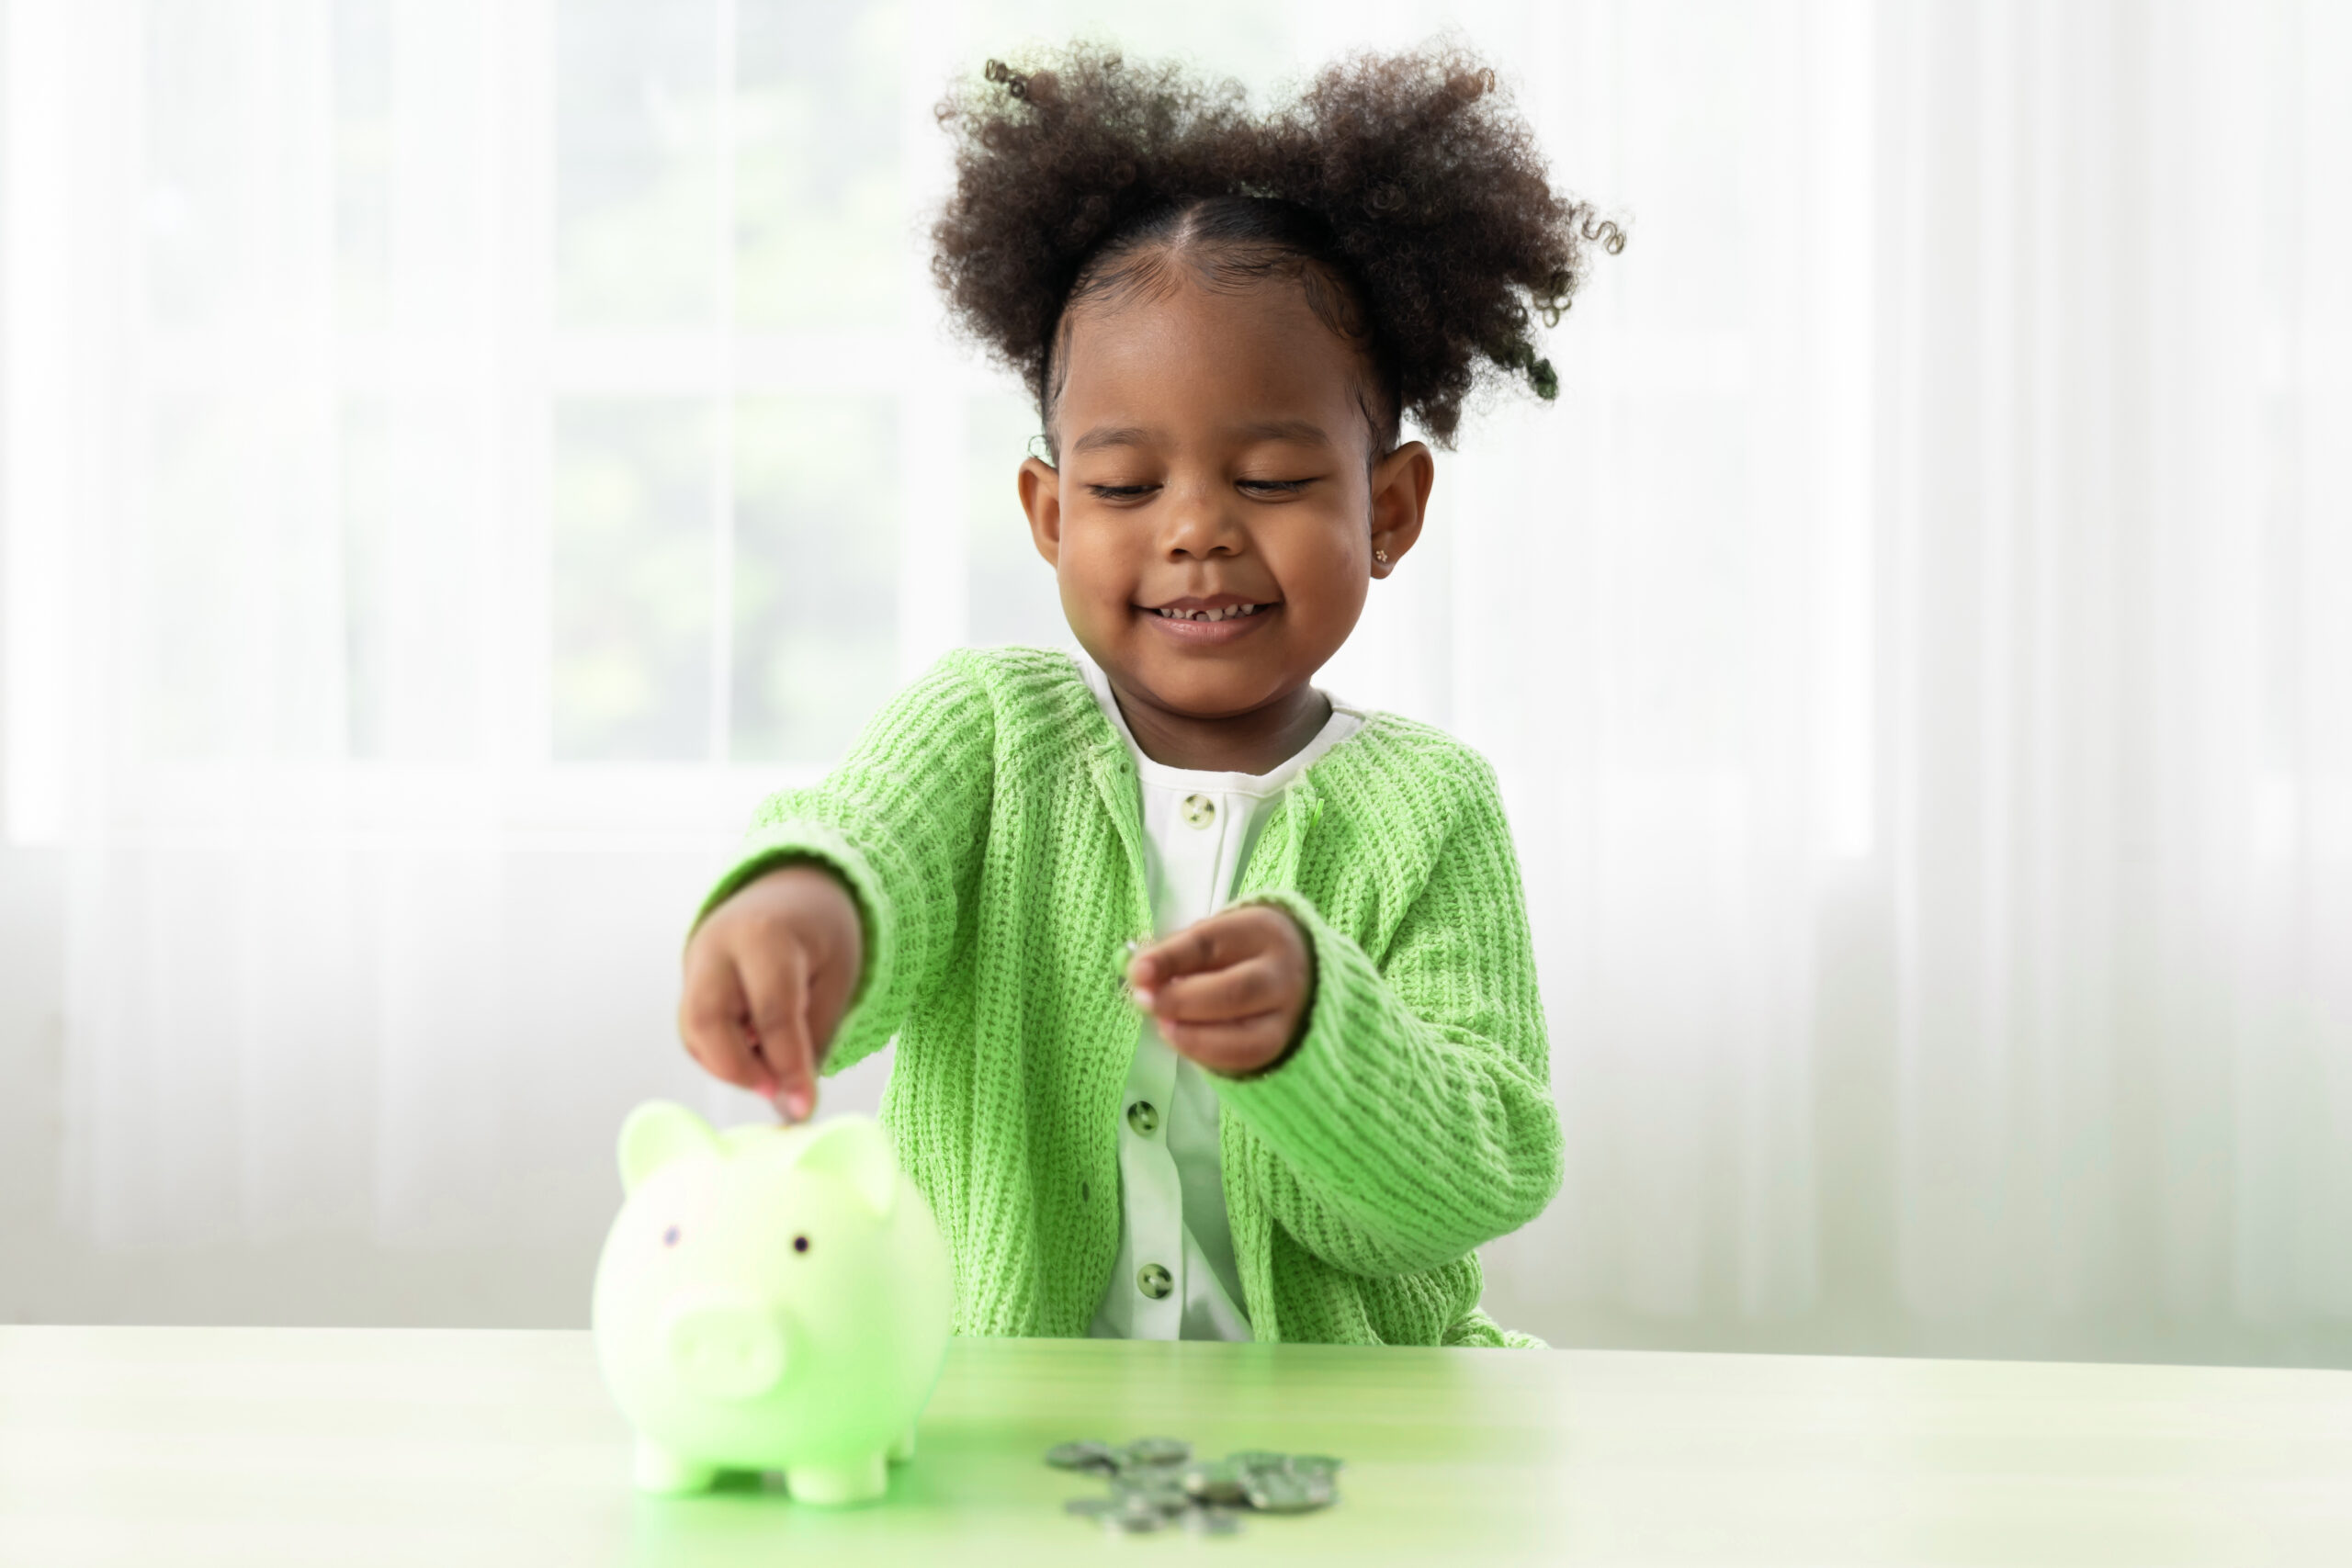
(1367, 440, 1434, 579)
(1018, 454, 1063, 570)
(792, 1116, 898, 1218)
(618, 1101, 720, 1195)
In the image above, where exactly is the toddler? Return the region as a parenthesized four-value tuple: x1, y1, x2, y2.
(678, 43, 1606, 1348)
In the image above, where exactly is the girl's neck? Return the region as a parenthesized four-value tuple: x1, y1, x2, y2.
(1108, 677, 1331, 775)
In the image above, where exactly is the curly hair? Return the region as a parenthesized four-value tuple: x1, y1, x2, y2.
(930, 42, 1618, 452)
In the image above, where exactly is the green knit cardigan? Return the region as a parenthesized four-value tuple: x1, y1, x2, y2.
(696, 645, 1562, 1348)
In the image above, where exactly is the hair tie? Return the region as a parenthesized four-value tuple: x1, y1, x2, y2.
(983, 58, 1031, 101)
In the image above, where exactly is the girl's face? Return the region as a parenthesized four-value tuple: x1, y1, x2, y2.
(1017, 272, 1432, 752)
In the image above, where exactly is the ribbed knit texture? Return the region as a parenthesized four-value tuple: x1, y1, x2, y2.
(696, 646, 1562, 1348)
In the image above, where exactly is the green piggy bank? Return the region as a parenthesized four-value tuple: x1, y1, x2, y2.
(591, 1102, 954, 1503)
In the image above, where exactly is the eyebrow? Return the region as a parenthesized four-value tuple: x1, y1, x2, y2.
(1067, 418, 1336, 456)
(1069, 424, 1159, 456)
(1231, 418, 1336, 447)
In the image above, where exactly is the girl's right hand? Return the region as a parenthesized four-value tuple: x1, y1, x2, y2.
(677, 863, 865, 1123)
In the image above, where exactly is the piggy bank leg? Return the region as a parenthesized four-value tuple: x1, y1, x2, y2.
(786, 1451, 888, 1506)
(890, 1425, 917, 1463)
(634, 1438, 718, 1495)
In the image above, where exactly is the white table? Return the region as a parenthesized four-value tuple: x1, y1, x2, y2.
(4, 1325, 2349, 1564)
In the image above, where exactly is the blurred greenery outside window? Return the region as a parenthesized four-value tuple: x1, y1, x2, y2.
(548, 0, 921, 766)
(149, 0, 1320, 773)
(537, 0, 1071, 769)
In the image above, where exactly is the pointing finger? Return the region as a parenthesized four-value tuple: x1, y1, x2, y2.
(741, 942, 820, 1124)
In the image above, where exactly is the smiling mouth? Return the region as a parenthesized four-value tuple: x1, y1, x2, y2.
(1148, 603, 1271, 623)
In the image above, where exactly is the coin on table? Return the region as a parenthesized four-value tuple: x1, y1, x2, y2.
(1114, 1480, 1190, 1516)
(1285, 1453, 1345, 1478)
(1103, 1496, 1168, 1534)
(1226, 1449, 1288, 1473)
(1117, 1459, 1185, 1488)
(1063, 1495, 1115, 1517)
(1181, 1460, 1250, 1505)
(1184, 1504, 1245, 1537)
(1046, 1439, 1117, 1472)
(1242, 1469, 1337, 1515)
(1124, 1436, 1193, 1467)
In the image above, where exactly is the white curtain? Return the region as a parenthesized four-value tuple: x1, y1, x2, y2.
(4, 0, 2346, 1359)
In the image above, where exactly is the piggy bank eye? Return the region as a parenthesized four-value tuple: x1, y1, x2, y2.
(792, 1235, 810, 1254)
(662, 1224, 680, 1248)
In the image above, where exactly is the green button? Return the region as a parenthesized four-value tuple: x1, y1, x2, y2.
(1136, 1263, 1173, 1301)
(1126, 1100, 1160, 1136)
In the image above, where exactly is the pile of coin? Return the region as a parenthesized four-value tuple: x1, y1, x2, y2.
(1046, 1438, 1342, 1536)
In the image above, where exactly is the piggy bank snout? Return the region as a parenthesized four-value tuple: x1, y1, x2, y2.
(661, 1292, 788, 1403)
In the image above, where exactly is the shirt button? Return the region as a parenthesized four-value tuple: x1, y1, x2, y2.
(1136, 1263, 1173, 1301)
(1126, 1100, 1160, 1136)
(1181, 794, 1216, 829)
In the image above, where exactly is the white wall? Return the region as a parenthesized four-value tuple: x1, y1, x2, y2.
(0, 840, 899, 1328)
(6, 827, 2346, 1368)
(6, 0, 2348, 1371)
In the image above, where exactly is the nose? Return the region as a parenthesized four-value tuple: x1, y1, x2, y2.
(1157, 480, 1245, 561)
(662, 1292, 787, 1402)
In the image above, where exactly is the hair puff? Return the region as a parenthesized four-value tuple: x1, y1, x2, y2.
(930, 40, 1615, 448)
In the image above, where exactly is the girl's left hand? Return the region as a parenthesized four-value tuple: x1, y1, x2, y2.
(1126, 905, 1312, 1076)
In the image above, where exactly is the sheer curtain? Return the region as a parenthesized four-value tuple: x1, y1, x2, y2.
(4, 0, 2346, 1359)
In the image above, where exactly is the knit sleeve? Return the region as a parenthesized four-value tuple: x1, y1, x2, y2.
(1215, 758, 1562, 1278)
(691, 653, 996, 1076)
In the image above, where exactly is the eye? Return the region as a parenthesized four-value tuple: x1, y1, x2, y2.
(792, 1235, 810, 1254)
(1087, 483, 1158, 502)
(1238, 478, 1312, 494)
(662, 1224, 680, 1248)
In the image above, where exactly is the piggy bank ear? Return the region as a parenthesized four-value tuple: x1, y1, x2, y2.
(793, 1116, 897, 1218)
(618, 1101, 720, 1195)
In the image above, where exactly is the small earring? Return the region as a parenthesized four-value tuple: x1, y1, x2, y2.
(1374, 548, 1388, 564)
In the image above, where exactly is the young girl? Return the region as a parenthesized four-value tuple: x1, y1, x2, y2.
(677, 43, 1603, 1348)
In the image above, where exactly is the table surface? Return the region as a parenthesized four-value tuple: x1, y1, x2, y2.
(3, 1326, 2349, 1566)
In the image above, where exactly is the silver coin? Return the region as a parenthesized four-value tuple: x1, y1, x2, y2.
(1185, 1504, 1245, 1537)
(1114, 1480, 1190, 1516)
(1046, 1440, 1116, 1471)
(1124, 1436, 1192, 1467)
(1102, 1513, 1163, 1536)
(1103, 1497, 1167, 1534)
(1286, 1453, 1345, 1478)
(1242, 1469, 1336, 1515)
(1063, 1495, 1115, 1517)
(1117, 1458, 1185, 1486)
(1182, 1461, 1250, 1505)
(1226, 1449, 1288, 1473)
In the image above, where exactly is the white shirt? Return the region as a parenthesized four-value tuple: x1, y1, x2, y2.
(1075, 650, 1365, 1341)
